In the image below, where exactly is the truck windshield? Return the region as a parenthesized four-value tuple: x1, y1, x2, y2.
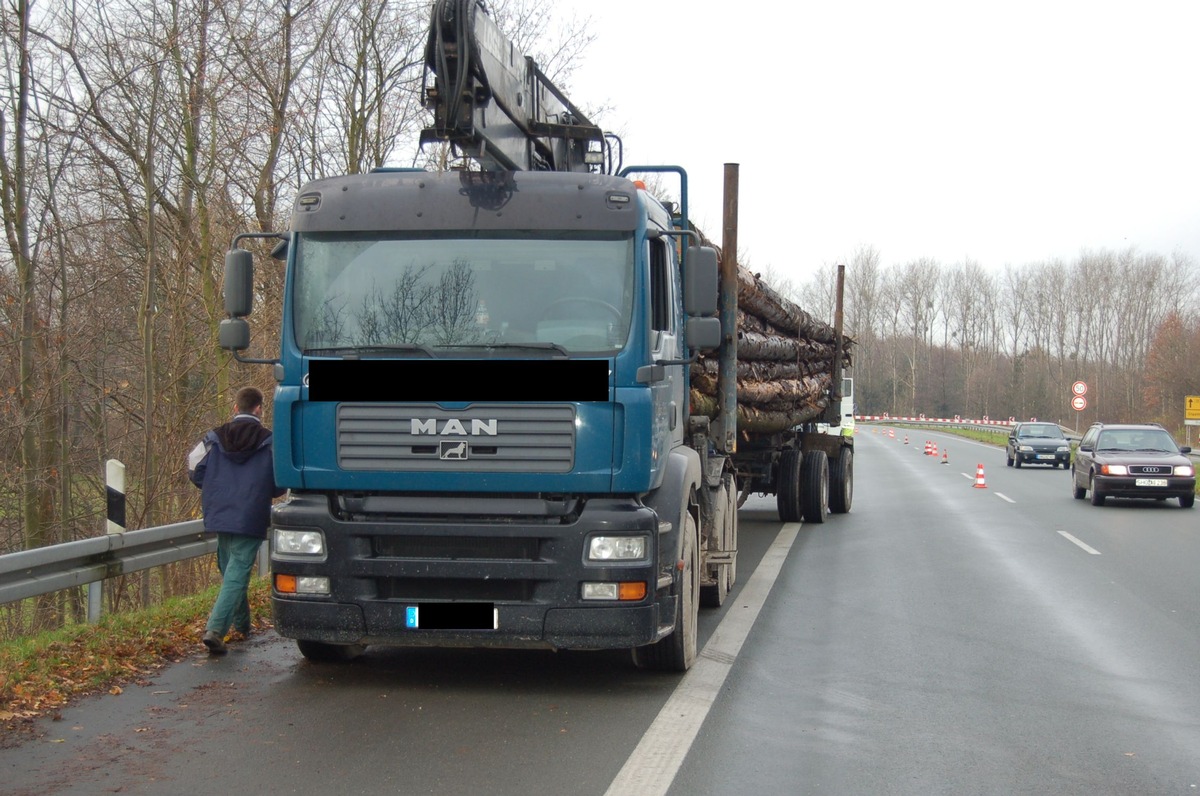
(292, 232, 635, 354)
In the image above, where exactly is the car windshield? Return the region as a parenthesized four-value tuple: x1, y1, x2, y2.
(1094, 429, 1179, 453)
(1018, 424, 1064, 439)
(292, 232, 635, 354)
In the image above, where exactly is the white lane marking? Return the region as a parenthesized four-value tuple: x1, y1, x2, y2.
(1058, 531, 1101, 555)
(604, 523, 801, 796)
(995, 493, 1016, 503)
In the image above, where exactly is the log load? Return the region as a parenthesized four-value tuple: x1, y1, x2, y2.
(690, 260, 853, 435)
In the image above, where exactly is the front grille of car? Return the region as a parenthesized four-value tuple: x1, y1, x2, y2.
(1129, 465, 1173, 476)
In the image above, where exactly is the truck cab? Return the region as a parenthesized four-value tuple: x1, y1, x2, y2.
(224, 168, 725, 669)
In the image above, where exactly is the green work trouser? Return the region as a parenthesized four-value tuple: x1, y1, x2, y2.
(205, 533, 262, 637)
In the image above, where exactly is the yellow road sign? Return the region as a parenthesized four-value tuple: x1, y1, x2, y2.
(1187, 395, 1200, 420)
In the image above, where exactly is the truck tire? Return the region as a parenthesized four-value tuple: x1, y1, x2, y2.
(800, 449, 829, 524)
(829, 446, 853, 514)
(632, 512, 698, 671)
(296, 640, 366, 663)
(776, 448, 802, 523)
(723, 474, 738, 587)
(701, 475, 737, 607)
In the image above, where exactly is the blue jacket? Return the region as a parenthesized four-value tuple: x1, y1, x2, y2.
(189, 415, 284, 538)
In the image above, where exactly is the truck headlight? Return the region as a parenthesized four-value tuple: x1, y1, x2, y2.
(587, 535, 647, 561)
(274, 528, 325, 556)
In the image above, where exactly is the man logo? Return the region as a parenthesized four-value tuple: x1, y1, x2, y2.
(412, 418, 498, 436)
(440, 440, 468, 460)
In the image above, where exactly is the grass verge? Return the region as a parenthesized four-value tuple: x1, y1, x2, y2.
(0, 576, 271, 746)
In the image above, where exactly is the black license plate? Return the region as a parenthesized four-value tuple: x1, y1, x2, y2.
(405, 603, 497, 630)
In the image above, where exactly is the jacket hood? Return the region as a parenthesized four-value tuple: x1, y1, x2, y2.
(214, 416, 272, 463)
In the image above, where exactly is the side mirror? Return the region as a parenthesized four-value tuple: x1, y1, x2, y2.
(224, 249, 254, 318)
(686, 316, 721, 352)
(218, 318, 251, 351)
(683, 246, 718, 317)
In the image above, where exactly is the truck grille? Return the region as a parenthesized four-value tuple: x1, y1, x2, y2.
(337, 403, 575, 473)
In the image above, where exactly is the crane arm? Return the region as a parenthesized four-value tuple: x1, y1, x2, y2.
(421, 0, 610, 172)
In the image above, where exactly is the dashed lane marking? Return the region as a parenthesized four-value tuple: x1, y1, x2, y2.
(1058, 531, 1101, 555)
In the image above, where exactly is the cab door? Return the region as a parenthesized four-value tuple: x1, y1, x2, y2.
(646, 232, 683, 486)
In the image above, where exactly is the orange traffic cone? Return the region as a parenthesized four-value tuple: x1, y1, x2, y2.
(941, 450, 949, 465)
(904, 435, 909, 445)
(889, 429, 895, 439)
(973, 463, 987, 488)
(924, 441, 932, 455)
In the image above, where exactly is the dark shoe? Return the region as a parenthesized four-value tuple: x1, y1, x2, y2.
(202, 630, 228, 655)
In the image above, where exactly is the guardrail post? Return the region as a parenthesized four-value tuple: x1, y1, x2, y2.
(106, 459, 126, 535)
(88, 459, 127, 623)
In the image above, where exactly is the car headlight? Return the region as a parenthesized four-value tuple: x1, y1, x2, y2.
(588, 535, 647, 561)
(1175, 465, 1195, 477)
(1100, 464, 1128, 476)
(273, 528, 326, 556)
(1018, 445, 1033, 452)
(1057, 446, 1070, 453)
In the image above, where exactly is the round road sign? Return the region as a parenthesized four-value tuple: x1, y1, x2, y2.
(1072, 381, 1088, 396)
(1071, 395, 1087, 411)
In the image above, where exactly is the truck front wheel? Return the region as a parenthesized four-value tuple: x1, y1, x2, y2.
(633, 512, 699, 672)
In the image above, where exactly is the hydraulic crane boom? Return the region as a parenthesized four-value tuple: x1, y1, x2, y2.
(421, 0, 613, 172)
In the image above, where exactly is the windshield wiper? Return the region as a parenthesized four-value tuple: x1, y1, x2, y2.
(438, 342, 570, 357)
(305, 344, 437, 358)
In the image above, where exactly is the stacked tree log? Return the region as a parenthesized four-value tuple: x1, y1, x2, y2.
(690, 262, 853, 435)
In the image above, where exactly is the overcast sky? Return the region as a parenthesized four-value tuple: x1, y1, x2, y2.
(550, 0, 1200, 285)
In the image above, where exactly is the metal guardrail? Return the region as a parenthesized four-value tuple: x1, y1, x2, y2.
(0, 520, 215, 608)
(860, 417, 1077, 439)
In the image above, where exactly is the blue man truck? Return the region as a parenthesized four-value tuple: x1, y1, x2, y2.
(218, 0, 851, 670)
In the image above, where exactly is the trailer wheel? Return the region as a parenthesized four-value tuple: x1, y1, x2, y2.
(296, 640, 366, 663)
(800, 449, 829, 524)
(829, 446, 853, 514)
(701, 474, 737, 607)
(633, 512, 699, 671)
(776, 449, 803, 523)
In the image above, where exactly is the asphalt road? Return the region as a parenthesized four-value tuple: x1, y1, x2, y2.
(4, 427, 1199, 794)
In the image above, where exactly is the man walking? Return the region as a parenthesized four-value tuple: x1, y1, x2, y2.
(188, 386, 284, 654)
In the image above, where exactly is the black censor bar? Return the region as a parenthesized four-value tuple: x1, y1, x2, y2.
(307, 359, 609, 402)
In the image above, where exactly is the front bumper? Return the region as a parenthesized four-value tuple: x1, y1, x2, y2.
(1016, 450, 1070, 466)
(1093, 475, 1197, 500)
(269, 493, 667, 650)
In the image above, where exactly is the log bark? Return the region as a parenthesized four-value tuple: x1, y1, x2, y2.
(684, 242, 853, 431)
(736, 267, 839, 342)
